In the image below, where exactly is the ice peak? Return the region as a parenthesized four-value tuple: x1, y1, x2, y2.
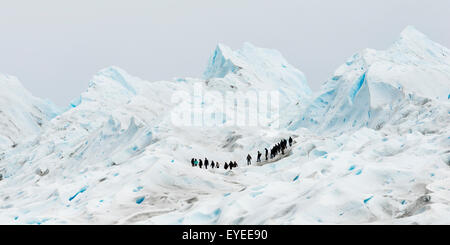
(91, 66, 137, 95)
(391, 26, 450, 62)
(399, 25, 427, 40)
(203, 43, 247, 79)
(0, 73, 30, 95)
(204, 42, 301, 80)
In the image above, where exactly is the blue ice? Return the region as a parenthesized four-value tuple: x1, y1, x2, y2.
(70, 96, 82, 108)
(69, 186, 88, 201)
(313, 150, 328, 157)
(363, 196, 373, 204)
(136, 196, 145, 204)
(349, 72, 366, 101)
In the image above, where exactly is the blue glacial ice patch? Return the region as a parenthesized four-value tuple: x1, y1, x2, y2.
(69, 186, 88, 201)
(349, 72, 366, 102)
(27, 218, 50, 225)
(190, 208, 222, 224)
(250, 191, 263, 198)
(133, 186, 144, 192)
(224, 193, 231, 197)
(363, 196, 373, 204)
(70, 96, 82, 108)
(313, 150, 328, 157)
(355, 169, 363, 175)
(348, 165, 356, 171)
(136, 196, 145, 204)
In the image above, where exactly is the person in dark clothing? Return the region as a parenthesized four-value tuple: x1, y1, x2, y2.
(289, 137, 293, 147)
(224, 162, 229, 170)
(211, 161, 215, 169)
(205, 158, 209, 169)
(265, 148, 268, 161)
(257, 151, 262, 162)
(191, 158, 195, 167)
(247, 154, 252, 165)
(216, 162, 220, 168)
(199, 159, 203, 169)
(229, 162, 233, 170)
(234, 161, 238, 168)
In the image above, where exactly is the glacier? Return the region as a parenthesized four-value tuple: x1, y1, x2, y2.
(0, 27, 449, 225)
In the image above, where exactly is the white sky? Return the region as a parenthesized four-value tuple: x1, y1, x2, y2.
(1, 0, 449, 106)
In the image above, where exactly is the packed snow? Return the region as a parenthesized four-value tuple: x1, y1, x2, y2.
(0, 26, 449, 225)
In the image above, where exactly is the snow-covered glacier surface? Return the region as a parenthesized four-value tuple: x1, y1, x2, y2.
(0, 27, 449, 225)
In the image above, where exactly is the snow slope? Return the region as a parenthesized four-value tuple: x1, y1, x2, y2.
(0, 27, 449, 225)
(0, 73, 59, 152)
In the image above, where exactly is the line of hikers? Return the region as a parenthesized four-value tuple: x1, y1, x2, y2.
(253, 136, 294, 164)
(190, 137, 294, 170)
(191, 158, 239, 170)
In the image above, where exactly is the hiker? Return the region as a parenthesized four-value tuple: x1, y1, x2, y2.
(199, 159, 203, 169)
(224, 162, 229, 170)
(257, 151, 262, 162)
(229, 162, 233, 170)
(216, 162, 220, 168)
(211, 161, 215, 169)
(265, 148, 268, 161)
(191, 158, 195, 167)
(205, 158, 209, 169)
(247, 154, 252, 165)
(234, 161, 238, 168)
(289, 137, 293, 147)
(194, 159, 199, 167)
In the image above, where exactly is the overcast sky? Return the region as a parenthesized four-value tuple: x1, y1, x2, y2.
(1, 0, 449, 106)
